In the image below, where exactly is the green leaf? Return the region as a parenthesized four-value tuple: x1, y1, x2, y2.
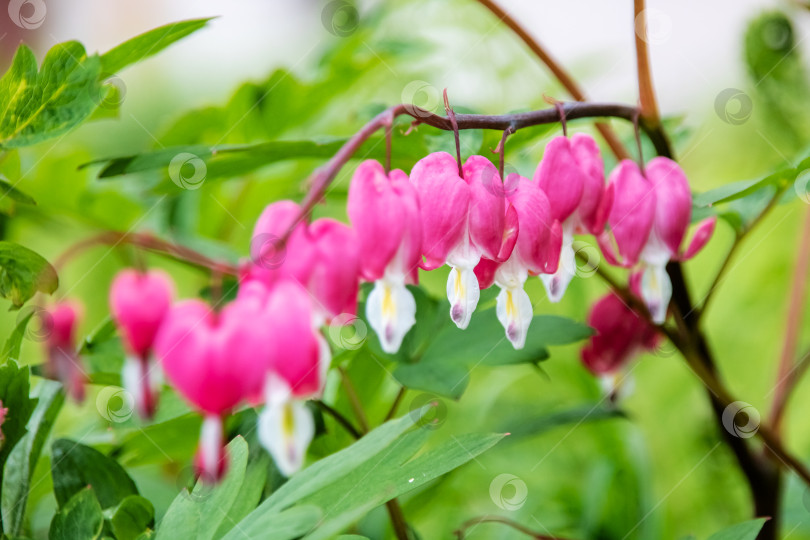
(706, 518, 767, 540)
(693, 168, 794, 207)
(1, 308, 33, 361)
(0, 42, 102, 148)
(51, 439, 139, 509)
(0, 360, 37, 496)
(109, 496, 154, 540)
(48, 488, 104, 540)
(156, 436, 250, 540)
(259, 410, 419, 513)
(302, 431, 505, 539)
(101, 18, 213, 75)
(0, 177, 34, 205)
(392, 312, 591, 398)
(219, 506, 322, 540)
(0, 241, 58, 307)
(2, 380, 64, 535)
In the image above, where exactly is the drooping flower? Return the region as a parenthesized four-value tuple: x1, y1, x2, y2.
(109, 268, 175, 419)
(581, 275, 660, 377)
(45, 301, 85, 402)
(247, 201, 360, 322)
(475, 174, 562, 349)
(0, 400, 7, 443)
(348, 160, 421, 353)
(154, 295, 274, 482)
(410, 152, 517, 329)
(597, 158, 716, 323)
(257, 279, 328, 476)
(533, 134, 611, 302)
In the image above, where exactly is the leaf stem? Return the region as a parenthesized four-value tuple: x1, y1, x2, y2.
(454, 515, 576, 539)
(770, 204, 810, 433)
(311, 399, 362, 439)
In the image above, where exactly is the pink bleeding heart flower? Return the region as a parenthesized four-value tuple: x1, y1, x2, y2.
(598, 158, 716, 323)
(257, 279, 327, 476)
(109, 268, 175, 419)
(474, 174, 561, 349)
(305, 218, 360, 320)
(411, 152, 517, 329)
(348, 160, 422, 353)
(246, 200, 313, 286)
(247, 201, 360, 322)
(534, 134, 610, 302)
(581, 275, 659, 392)
(154, 295, 274, 482)
(45, 301, 86, 403)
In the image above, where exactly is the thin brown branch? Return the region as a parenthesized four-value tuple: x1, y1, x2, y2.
(454, 515, 576, 539)
(54, 231, 239, 276)
(385, 387, 407, 422)
(337, 365, 369, 433)
(385, 499, 411, 540)
(473, 0, 629, 160)
(290, 101, 642, 243)
(633, 0, 661, 126)
(770, 205, 810, 433)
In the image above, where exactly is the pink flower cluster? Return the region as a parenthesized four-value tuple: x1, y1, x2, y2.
(41, 132, 714, 482)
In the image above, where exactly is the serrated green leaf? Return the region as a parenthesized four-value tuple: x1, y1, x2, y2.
(0, 42, 102, 148)
(101, 18, 213, 75)
(51, 439, 138, 509)
(706, 518, 767, 540)
(2, 380, 64, 535)
(48, 488, 104, 540)
(0, 241, 58, 308)
(109, 495, 154, 540)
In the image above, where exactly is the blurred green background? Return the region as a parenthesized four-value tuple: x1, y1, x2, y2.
(5, 0, 810, 538)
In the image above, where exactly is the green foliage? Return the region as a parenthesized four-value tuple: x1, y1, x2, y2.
(0, 361, 37, 498)
(108, 496, 154, 540)
(48, 488, 104, 540)
(50, 439, 139, 509)
(2, 381, 64, 536)
(706, 518, 767, 540)
(100, 19, 214, 75)
(0, 242, 57, 308)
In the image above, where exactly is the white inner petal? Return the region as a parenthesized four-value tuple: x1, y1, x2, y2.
(495, 285, 533, 350)
(258, 397, 315, 477)
(540, 229, 575, 303)
(641, 263, 672, 324)
(199, 415, 223, 481)
(446, 265, 480, 330)
(366, 276, 416, 353)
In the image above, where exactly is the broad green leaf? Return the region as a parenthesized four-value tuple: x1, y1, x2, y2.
(693, 168, 794, 207)
(114, 413, 201, 467)
(2, 380, 64, 535)
(393, 360, 470, 400)
(51, 439, 138, 509)
(0, 361, 37, 501)
(706, 518, 767, 540)
(212, 452, 270, 539)
(0, 177, 35, 205)
(258, 410, 418, 513)
(48, 488, 103, 540)
(0, 241, 58, 307)
(303, 432, 505, 539)
(109, 495, 154, 540)
(101, 18, 214, 75)
(219, 506, 321, 540)
(156, 436, 250, 540)
(0, 42, 102, 148)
